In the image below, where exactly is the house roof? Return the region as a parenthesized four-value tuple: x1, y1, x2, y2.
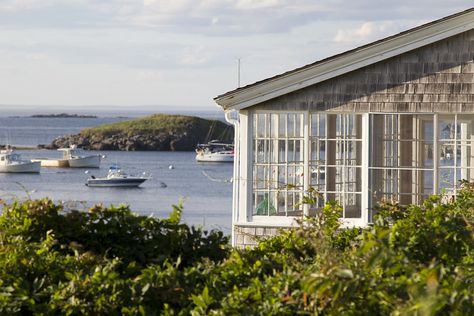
(214, 8, 474, 111)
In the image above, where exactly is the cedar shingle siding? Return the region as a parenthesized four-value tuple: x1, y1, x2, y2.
(252, 29, 474, 114)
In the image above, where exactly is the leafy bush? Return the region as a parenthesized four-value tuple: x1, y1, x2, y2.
(0, 188, 474, 314)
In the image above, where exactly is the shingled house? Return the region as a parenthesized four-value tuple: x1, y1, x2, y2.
(215, 8, 474, 247)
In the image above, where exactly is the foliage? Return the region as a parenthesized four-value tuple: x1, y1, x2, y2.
(1, 188, 474, 314)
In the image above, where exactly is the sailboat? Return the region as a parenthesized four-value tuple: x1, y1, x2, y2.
(195, 140, 234, 162)
(195, 119, 234, 162)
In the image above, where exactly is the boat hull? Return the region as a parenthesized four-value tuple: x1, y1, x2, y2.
(86, 178, 147, 187)
(32, 158, 70, 167)
(196, 153, 234, 163)
(69, 155, 101, 168)
(0, 161, 41, 173)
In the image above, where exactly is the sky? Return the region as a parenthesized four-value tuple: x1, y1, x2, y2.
(0, 0, 473, 112)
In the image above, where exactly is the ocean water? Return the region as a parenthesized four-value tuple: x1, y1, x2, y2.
(0, 116, 129, 147)
(0, 114, 233, 234)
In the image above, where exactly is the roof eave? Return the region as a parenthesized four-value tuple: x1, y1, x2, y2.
(215, 9, 474, 111)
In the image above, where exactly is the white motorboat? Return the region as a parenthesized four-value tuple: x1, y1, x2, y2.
(86, 165, 149, 187)
(32, 157, 69, 167)
(195, 141, 234, 163)
(58, 145, 101, 168)
(0, 148, 41, 173)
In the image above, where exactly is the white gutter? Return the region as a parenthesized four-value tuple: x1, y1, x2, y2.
(224, 110, 240, 246)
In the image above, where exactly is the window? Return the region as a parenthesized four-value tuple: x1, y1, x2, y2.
(438, 114, 474, 195)
(369, 114, 474, 215)
(251, 112, 363, 220)
(252, 113, 304, 216)
(310, 113, 363, 219)
(369, 114, 434, 208)
(249, 111, 474, 223)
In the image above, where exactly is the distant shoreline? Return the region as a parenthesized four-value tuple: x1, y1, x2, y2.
(0, 145, 39, 150)
(31, 113, 97, 118)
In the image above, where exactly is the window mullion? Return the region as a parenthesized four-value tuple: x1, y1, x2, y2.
(303, 112, 310, 217)
(454, 114, 458, 195)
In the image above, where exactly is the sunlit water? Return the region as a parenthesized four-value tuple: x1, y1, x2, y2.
(0, 116, 233, 234)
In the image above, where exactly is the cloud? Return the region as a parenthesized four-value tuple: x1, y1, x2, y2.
(0, 0, 473, 107)
(334, 21, 400, 44)
(235, 0, 283, 10)
(123, 0, 327, 36)
(179, 45, 209, 66)
(0, 0, 470, 38)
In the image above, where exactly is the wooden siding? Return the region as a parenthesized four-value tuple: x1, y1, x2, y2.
(252, 29, 474, 113)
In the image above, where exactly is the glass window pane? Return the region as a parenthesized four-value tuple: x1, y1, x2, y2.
(439, 168, 455, 193)
(459, 168, 474, 183)
(279, 114, 286, 137)
(345, 167, 362, 192)
(311, 114, 318, 136)
(421, 141, 434, 167)
(320, 114, 326, 138)
(278, 140, 286, 163)
(422, 170, 434, 193)
(256, 114, 266, 138)
(344, 194, 361, 218)
(268, 191, 278, 215)
(439, 115, 456, 140)
(277, 192, 286, 213)
(253, 192, 267, 216)
(278, 166, 287, 189)
(288, 114, 295, 137)
(294, 140, 303, 162)
(440, 143, 455, 166)
(370, 169, 396, 205)
(270, 165, 278, 190)
(295, 114, 302, 137)
(270, 114, 278, 138)
(287, 140, 295, 162)
(346, 140, 362, 166)
(310, 166, 326, 187)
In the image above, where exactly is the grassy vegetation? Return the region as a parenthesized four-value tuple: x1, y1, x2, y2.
(80, 114, 233, 141)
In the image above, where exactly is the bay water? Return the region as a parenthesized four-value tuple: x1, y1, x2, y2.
(0, 114, 233, 234)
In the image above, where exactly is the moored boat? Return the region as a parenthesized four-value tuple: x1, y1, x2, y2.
(32, 157, 69, 167)
(58, 145, 101, 168)
(0, 148, 41, 173)
(195, 140, 234, 162)
(86, 165, 149, 187)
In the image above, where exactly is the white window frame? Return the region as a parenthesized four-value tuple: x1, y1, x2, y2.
(437, 113, 474, 196)
(243, 110, 370, 227)
(248, 110, 307, 226)
(237, 110, 474, 228)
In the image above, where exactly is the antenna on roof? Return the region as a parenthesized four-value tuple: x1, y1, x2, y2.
(237, 58, 241, 88)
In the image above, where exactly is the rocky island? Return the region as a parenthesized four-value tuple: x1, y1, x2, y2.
(42, 114, 233, 151)
(32, 113, 97, 118)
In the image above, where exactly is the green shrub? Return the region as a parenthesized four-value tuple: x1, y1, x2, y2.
(0, 188, 473, 314)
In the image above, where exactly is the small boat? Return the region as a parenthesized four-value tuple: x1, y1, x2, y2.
(86, 165, 149, 187)
(0, 148, 41, 173)
(32, 157, 69, 167)
(58, 145, 101, 168)
(195, 140, 234, 163)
